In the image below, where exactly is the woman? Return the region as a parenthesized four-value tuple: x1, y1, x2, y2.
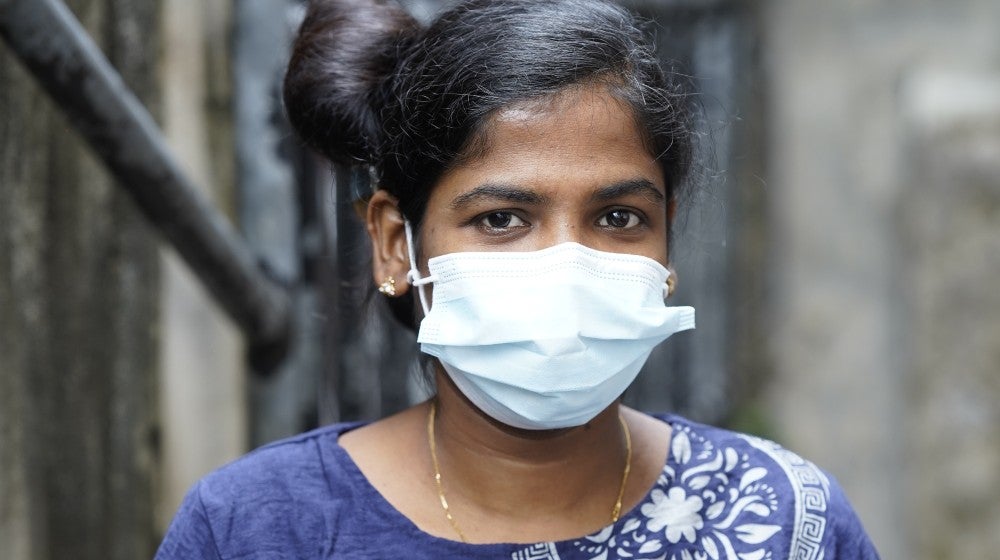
(157, 0, 879, 558)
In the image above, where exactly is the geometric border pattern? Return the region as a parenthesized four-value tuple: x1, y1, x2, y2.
(743, 435, 830, 560)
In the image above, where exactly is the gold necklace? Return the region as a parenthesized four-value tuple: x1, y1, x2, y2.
(426, 401, 633, 543)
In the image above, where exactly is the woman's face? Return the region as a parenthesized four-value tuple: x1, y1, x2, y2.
(419, 85, 670, 268)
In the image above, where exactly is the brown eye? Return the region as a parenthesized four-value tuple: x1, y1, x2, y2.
(485, 212, 512, 228)
(599, 209, 641, 229)
(477, 211, 527, 231)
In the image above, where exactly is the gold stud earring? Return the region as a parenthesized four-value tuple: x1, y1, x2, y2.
(665, 272, 677, 298)
(378, 276, 397, 297)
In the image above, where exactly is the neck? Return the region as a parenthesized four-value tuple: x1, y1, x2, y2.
(429, 369, 629, 540)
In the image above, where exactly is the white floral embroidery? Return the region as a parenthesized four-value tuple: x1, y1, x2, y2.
(568, 421, 788, 560)
(642, 487, 704, 544)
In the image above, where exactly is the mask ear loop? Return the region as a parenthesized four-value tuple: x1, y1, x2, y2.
(404, 220, 433, 316)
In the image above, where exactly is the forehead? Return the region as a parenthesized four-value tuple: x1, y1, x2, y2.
(434, 86, 664, 197)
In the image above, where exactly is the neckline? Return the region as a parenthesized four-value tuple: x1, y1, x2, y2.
(325, 413, 685, 551)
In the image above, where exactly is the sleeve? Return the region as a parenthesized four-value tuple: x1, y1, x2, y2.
(154, 481, 223, 560)
(837, 529, 881, 560)
(824, 479, 881, 560)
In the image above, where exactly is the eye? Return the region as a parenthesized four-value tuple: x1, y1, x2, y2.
(478, 211, 527, 230)
(598, 209, 642, 229)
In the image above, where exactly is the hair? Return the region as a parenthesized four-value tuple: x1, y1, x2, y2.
(284, 0, 696, 326)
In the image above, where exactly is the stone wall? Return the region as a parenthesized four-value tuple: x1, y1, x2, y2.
(762, 1, 1000, 557)
(898, 69, 1000, 558)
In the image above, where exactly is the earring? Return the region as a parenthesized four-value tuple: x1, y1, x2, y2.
(665, 272, 677, 298)
(378, 276, 397, 297)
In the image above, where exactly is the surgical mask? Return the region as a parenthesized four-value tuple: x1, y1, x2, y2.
(405, 223, 695, 430)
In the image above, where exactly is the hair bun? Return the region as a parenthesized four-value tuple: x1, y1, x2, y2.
(283, 0, 418, 165)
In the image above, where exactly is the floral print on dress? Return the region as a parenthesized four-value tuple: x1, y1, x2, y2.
(564, 424, 786, 560)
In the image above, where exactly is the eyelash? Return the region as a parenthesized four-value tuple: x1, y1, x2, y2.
(597, 208, 645, 230)
(471, 208, 647, 233)
(475, 211, 529, 232)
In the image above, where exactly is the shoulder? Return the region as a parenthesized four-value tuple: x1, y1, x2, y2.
(649, 414, 880, 559)
(156, 423, 365, 560)
(199, 423, 355, 501)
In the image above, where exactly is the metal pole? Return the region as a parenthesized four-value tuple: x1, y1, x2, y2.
(0, 0, 292, 372)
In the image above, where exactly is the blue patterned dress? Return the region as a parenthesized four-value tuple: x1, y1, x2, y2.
(156, 414, 879, 559)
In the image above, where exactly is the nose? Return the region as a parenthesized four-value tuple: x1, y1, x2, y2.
(537, 215, 588, 249)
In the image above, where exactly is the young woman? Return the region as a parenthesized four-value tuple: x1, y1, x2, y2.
(157, 1, 879, 558)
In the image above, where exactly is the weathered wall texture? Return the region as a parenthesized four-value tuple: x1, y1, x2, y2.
(898, 71, 1000, 558)
(156, 0, 245, 532)
(0, 1, 162, 558)
(763, 1, 1000, 558)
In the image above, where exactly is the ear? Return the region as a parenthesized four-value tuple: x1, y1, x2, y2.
(666, 266, 678, 298)
(366, 189, 412, 296)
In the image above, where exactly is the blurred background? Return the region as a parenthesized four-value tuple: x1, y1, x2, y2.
(1, 0, 998, 558)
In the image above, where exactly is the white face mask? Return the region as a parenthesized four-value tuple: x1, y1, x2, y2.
(405, 223, 695, 430)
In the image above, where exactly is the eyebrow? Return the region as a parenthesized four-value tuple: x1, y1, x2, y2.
(449, 183, 549, 210)
(590, 179, 666, 205)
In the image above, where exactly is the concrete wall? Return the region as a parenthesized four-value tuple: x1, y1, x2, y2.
(762, 1, 1000, 557)
(156, 0, 246, 533)
(0, 1, 162, 557)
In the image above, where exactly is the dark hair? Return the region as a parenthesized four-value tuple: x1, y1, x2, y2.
(284, 0, 695, 329)
(284, 0, 694, 228)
